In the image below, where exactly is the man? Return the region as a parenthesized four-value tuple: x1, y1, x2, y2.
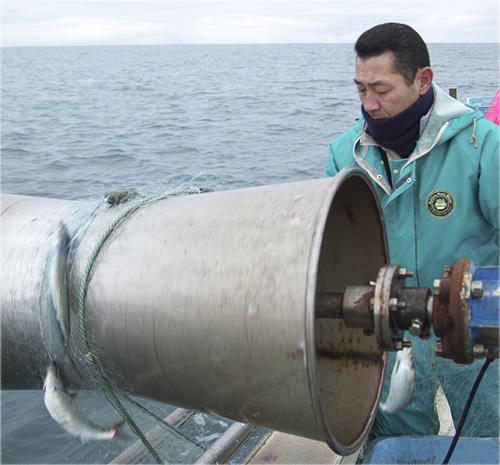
(323, 23, 499, 438)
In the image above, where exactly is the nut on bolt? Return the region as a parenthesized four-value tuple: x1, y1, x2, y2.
(433, 279, 441, 296)
(471, 280, 484, 298)
(435, 340, 443, 357)
(409, 318, 423, 336)
(473, 343, 486, 358)
(398, 268, 414, 278)
(394, 339, 403, 350)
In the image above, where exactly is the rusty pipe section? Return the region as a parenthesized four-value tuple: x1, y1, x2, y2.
(433, 259, 500, 364)
(316, 266, 431, 352)
(1, 167, 388, 455)
(317, 259, 499, 364)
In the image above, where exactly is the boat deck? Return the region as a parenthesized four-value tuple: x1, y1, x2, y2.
(244, 431, 361, 464)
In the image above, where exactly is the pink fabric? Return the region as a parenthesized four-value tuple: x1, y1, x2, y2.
(485, 89, 500, 125)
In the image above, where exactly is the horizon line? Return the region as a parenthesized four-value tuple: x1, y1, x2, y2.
(2, 41, 499, 48)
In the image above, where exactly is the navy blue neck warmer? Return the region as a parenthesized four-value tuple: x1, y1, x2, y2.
(362, 86, 434, 158)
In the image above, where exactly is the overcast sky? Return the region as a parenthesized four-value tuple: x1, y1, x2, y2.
(2, 0, 499, 47)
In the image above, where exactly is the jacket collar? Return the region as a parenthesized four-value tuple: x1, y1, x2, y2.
(352, 83, 481, 195)
(355, 83, 479, 159)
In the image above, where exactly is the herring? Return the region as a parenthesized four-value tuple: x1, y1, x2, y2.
(379, 344, 415, 414)
(43, 362, 118, 441)
(47, 222, 71, 345)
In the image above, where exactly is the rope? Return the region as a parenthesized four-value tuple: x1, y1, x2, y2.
(77, 188, 202, 465)
(124, 395, 206, 451)
(442, 358, 494, 464)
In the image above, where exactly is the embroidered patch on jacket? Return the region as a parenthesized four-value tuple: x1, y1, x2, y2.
(426, 190, 455, 218)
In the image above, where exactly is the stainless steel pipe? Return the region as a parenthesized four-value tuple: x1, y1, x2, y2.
(1, 167, 388, 455)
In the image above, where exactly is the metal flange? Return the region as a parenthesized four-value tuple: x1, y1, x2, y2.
(373, 265, 407, 351)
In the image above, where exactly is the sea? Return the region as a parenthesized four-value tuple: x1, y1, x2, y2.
(1, 42, 499, 464)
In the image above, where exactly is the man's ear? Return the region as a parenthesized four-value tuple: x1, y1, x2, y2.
(418, 67, 433, 95)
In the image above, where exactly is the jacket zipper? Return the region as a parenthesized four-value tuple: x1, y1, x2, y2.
(352, 121, 450, 196)
(401, 122, 449, 171)
(352, 136, 392, 196)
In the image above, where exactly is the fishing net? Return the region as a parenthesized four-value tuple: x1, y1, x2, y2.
(3, 182, 266, 464)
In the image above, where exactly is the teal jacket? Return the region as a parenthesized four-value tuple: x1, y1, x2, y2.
(324, 83, 499, 289)
(324, 83, 499, 437)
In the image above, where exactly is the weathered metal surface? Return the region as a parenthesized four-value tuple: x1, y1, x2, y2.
(314, 292, 344, 320)
(341, 285, 374, 331)
(195, 422, 256, 464)
(433, 259, 499, 363)
(1, 167, 388, 455)
(433, 259, 472, 363)
(394, 287, 432, 337)
(373, 265, 405, 351)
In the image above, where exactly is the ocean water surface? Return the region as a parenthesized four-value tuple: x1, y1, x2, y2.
(1, 42, 498, 464)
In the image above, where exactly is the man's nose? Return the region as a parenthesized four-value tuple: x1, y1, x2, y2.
(363, 90, 380, 112)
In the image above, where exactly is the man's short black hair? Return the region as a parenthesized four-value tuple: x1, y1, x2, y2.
(355, 23, 430, 86)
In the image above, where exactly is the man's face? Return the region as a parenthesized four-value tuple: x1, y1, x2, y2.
(354, 52, 421, 119)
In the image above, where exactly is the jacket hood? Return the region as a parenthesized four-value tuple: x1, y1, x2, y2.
(353, 83, 484, 156)
(417, 83, 480, 149)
